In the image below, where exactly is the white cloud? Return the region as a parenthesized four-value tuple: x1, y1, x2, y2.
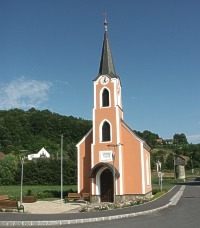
(54, 80, 69, 86)
(0, 77, 52, 109)
(187, 134, 200, 144)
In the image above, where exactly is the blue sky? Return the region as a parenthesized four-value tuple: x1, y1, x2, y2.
(0, 0, 200, 143)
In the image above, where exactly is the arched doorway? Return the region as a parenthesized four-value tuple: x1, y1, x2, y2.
(100, 169, 114, 202)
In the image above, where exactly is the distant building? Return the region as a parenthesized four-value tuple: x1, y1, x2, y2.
(156, 138, 163, 144)
(163, 139, 173, 144)
(175, 155, 186, 180)
(175, 155, 186, 166)
(156, 138, 173, 145)
(28, 147, 50, 160)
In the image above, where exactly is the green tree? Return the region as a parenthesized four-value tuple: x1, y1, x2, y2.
(135, 130, 159, 148)
(173, 133, 188, 145)
(165, 153, 174, 171)
(0, 154, 19, 185)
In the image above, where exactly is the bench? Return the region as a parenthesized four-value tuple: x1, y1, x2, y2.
(65, 193, 90, 203)
(0, 195, 9, 201)
(82, 193, 90, 201)
(0, 200, 24, 213)
(65, 193, 82, 203)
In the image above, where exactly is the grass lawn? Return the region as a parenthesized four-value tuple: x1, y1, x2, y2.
(0, 171, 188, 200)
(152, 177, 177, 191)
(151, 172, 185, 192)
(0, 185, 77, 200)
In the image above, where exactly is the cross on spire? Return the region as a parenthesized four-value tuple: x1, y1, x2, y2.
(104, 12, 108, 31)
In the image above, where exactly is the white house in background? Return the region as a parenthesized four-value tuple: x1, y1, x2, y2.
(28, 147, 50, 160)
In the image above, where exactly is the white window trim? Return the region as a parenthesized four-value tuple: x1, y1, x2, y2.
(99, 119, 112, 143)
(100, 87, 111, 108)
(96, 166, 107, 196)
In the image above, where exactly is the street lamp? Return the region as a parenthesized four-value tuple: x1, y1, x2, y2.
(191, 157, 194, 174)
(20, 156, 25, 206)
(173, 152, 176, 179)
(19, 150, 28, 207)
(61, 134, 63, 204)
(107, 143, 123, 203)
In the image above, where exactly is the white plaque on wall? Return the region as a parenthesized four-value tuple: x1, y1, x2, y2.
(100, 151, 113, 162)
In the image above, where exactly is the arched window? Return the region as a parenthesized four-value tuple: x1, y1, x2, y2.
(102, 88, 109, 107)
(102, 121, 111, 142)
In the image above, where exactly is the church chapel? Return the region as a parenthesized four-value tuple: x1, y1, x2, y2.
(76, 19, 152, 203)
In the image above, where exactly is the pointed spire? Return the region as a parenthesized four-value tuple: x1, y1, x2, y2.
(98, 18, 117, 77)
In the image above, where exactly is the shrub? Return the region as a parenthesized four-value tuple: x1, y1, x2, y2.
(79, 206, 89, 212)
(151, 190, 167, 201)
(36, 192, 54, 199)
(26, 189, 32, 196)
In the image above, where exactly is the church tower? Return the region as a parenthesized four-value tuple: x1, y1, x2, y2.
(77, 19, 152, 203)
(90, 19, 124, 202)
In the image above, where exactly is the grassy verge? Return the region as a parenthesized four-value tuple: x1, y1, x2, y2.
(152, 176, 174, 191)
(0, 172, 188, 201)
(0, 185, 77, 200)
(151, 171, 186, 192)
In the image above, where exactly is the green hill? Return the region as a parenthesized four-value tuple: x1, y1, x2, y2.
(0, 108, 92, 155)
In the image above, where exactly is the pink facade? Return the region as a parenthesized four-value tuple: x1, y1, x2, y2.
(76, 20, 152, 203)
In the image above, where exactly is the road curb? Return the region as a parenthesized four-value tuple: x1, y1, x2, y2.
(0, 185, 185, 226)
(62, 202, 172, 225)
(0, 202, 172, 226)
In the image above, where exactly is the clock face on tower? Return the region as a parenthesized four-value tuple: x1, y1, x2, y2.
(100, 76, 109, 85)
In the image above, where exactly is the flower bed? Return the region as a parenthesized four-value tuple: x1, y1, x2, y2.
(79, 198, 148, 212)
(79, 190, 167, 213)
(22, 196, 37, 203)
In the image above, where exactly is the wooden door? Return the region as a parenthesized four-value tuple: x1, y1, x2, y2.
(100, 169, 114, 202)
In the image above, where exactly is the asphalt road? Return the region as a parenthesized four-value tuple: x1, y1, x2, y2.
(65, 183, 200, 228)
(0, 182, 199, 227)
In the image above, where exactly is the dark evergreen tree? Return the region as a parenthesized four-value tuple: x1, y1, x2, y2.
(173, 133, 188, 145)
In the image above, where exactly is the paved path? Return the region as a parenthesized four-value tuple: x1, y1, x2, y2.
(23, 200, 84, 214)
(0, 185, 184, 226)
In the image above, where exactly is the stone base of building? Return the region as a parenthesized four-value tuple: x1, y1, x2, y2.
(91, 195, 101, 203)
(115, 191, 152, 203)
(91, 191, 152, 203)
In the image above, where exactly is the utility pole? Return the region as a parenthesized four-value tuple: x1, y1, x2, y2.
(107, 143, 123, 203)
(173, 152, 176, 179)
(61, 134, 63, 204)
(112, 147, 116, 204)
(19, 150, 28, 207)
(191, 156, 194, 174)
(20, 156, 25, 206)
